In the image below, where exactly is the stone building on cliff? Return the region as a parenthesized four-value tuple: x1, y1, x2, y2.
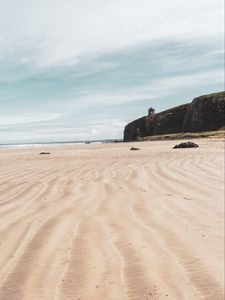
(123, 91, 225, 141)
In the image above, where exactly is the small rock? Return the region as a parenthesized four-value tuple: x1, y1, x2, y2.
(130, 147, 140, 151)
(39, 152, 51, 155)
(173, 142, 199, 149)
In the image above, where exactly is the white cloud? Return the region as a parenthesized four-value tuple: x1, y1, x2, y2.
(0, 0, 223, 67)
(0, 118, 127, 143)
(0, 113, 61, 126)
(58, 68, 224, 110)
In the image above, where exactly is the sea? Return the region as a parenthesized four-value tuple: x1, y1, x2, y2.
(0, 139, 122, 150)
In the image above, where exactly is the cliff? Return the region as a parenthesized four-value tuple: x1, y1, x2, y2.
(123, 92, 225, 141)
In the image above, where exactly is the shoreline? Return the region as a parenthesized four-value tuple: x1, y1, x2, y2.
(1, 129, 224, 150)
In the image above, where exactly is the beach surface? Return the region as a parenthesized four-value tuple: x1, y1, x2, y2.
(0, 139, 224, 300)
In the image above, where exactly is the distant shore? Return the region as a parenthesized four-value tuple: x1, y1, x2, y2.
(0, 139, 123, 150)
(1, 129, 224, 150)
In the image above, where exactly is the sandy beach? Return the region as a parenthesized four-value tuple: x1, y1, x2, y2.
(0, 139, 224, 300)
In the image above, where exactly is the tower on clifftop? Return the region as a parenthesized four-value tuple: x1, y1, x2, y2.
(148, 107, 155, 116)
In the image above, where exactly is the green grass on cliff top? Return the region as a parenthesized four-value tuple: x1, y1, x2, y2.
(140, 129, 225, 141)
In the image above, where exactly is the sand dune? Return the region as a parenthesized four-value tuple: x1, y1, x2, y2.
(0, 139, 224, 300)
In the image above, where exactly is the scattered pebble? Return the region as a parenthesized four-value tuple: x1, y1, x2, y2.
(39, 152, 51, 155)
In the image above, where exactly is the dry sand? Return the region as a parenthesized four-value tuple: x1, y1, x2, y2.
(0, 139, 224, 300)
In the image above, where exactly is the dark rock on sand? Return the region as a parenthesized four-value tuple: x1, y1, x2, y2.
(173, 142, 199, 149)
(130, 147, 140, 151)
(39, 152, 51, 155)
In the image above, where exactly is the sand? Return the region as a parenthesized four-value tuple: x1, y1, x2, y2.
(0, 139, 224, 300)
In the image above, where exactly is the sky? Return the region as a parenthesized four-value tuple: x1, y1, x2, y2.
(0, 0, 224, 143)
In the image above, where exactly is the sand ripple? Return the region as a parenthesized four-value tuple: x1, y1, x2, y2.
(0, 140, 224, 300)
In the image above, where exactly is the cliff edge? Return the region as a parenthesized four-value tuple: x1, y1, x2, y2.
(123, 92, 225, 141)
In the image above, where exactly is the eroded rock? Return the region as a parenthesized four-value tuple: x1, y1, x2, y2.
(173, 142, 199, 149)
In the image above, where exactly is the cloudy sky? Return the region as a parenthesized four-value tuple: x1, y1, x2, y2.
(0, 0, 224, 143)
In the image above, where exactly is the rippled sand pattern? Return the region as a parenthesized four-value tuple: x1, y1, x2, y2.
(0, 140, 224, 300)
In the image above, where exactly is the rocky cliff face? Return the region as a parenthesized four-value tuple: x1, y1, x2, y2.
(123, 92, 225, 141)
